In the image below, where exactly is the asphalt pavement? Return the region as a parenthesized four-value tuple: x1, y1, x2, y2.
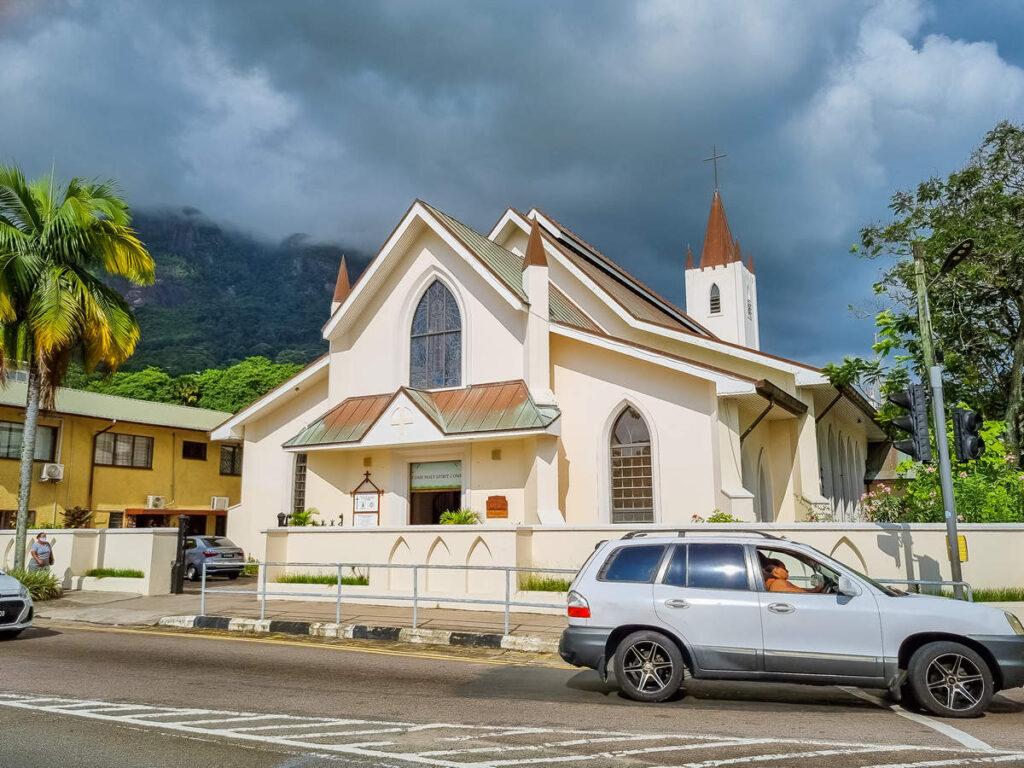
(1, 621, 1023, 767)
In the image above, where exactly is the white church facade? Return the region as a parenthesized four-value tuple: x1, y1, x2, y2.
(213, 191, 886, 554)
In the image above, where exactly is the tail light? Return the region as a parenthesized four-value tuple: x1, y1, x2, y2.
(567, 590, 591, 619)
(203, 550, 218, 558)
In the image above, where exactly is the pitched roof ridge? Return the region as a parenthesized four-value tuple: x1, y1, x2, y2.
(537, 227, 715, 338)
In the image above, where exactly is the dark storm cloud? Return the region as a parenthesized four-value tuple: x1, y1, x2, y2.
(2, 0, 1023, 365)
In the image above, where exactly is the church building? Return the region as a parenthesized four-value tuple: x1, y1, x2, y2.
(213, 189, 885, 552)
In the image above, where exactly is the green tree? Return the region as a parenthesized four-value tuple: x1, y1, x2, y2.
(84, 366, 174, 401)
(195, 356, 302, 412)
(856, 121, 1024, 457)
(0, 166, 154, 568)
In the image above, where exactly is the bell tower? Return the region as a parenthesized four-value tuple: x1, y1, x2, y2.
(684, 176, 759, 349)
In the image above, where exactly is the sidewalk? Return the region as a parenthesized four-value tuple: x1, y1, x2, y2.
(35, 578, 568, 652)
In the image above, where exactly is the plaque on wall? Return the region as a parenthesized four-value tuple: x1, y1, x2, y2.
(486, 495, 508, 519)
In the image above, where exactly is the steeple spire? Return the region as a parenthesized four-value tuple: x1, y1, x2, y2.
(685, 244, 694, 270)
(699, 189, 739, 268)
(525, 218, 547, 267)
(332, 255, 351, 308)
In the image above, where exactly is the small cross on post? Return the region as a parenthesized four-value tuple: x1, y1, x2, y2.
(704, 145, 727, 190)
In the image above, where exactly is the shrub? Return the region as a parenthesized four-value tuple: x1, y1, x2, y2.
(439, 508, 480, 525)
(6, 568, 62, 601)
(242, 556, 259, 576)
(276, 571, 368, 586)
(85, 568, 144, 579)
(691, 511, 743, 523)
(63, 507, 93, 529)
(519, 574, 571, 592)
(290, 507, 320, 526)
(862, 420, 1024, 524)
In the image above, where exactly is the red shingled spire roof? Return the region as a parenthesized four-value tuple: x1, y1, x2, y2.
(525, 217, 547, 267)
(333, 256, 351, 303)
(699, 190, 741, 268)
(685, 244, 694, 270)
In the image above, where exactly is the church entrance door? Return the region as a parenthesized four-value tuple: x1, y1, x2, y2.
(408, 461, 462, 525)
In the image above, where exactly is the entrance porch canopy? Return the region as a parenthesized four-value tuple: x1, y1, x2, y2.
(282, 380, 560, 452)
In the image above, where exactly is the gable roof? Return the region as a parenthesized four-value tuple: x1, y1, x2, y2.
(283, 380, 559, 448)
(526, 208, 713, 337)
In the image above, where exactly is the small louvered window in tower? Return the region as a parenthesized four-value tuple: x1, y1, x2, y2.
(709, 284, 721, 314)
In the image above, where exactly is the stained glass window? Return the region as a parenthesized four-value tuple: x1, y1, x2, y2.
(410, 281, 461, 389)
(610, 407, 654, 523)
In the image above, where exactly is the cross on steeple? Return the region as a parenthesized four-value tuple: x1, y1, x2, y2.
(704, 145, 727, 190)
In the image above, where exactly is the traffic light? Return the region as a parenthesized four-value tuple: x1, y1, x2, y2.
(953, 407, 985, 462)
(889, 384, 932, 462)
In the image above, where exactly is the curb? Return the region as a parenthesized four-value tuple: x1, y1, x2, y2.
(158, 615, 560, 654)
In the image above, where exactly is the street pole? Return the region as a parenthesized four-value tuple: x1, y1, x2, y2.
(913, 243, 964, 599)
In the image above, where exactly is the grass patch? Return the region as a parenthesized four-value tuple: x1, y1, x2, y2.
(939, 586, 1024, 602)
(5, 568, 63, 601)
(85, 568, 144, 579)
(519, 574, 571, 592)
(276, 571, 369, 586)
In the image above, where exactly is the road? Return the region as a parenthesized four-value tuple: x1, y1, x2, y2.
(1, 622, 1023, 768)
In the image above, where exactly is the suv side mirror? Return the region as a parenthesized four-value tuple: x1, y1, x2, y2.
(838, 575, 862, 597)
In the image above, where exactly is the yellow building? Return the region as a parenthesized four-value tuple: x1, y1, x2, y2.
(0, 377, 240, 536)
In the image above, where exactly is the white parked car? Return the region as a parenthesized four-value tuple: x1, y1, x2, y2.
(0, 568, 34, 639)
(560, 532, 1024, 718)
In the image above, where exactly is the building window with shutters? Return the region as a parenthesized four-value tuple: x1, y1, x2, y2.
(709, 284, 721, 314)
(0, 421, 58, 462)
(610, 406, 655, 524)
(219, 444, 243, 476)
(292, 453, 308, 516)
(94, 432, 154, 469)
(410, 280, 461, 389)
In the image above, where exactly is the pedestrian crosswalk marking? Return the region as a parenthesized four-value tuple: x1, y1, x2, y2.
(1, 692, 1021, 768)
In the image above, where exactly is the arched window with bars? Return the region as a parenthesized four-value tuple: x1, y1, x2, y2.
(410, 280, 462, 389)
(610, 406, 654, 523)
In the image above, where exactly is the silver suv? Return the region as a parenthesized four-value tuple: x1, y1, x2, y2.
(559, 531, 1024, 718)
(0, 569, 34, 639)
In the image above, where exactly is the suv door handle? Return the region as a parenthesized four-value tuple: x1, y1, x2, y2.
(664, 598, 689, 609)
(768, 602, 795, 614)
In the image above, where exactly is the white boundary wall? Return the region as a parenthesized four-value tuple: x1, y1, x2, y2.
(263, 522, 1024, 592)
(0, 528, 178, 596)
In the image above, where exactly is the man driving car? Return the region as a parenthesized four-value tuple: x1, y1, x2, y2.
(761, 556, 826, 593)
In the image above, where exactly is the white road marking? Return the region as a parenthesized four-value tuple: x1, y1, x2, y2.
(1, 691, 1020, 768)
(860, 755, 1024, 768)
(837, 685, 996, 753)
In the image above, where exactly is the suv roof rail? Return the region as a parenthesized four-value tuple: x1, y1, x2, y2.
(620, 529, 782, 541)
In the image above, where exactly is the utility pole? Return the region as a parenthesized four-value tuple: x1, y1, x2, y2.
(913, 242, 964, 599)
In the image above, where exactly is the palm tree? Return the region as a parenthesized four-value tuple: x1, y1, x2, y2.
(0, 166, 154, 568)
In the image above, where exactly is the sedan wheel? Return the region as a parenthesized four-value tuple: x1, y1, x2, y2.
(908, 641, 993, 718)
(613, 630, 684, 703)
(185, 565, 198, 582)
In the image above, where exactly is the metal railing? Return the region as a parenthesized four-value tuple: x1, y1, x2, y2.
(200, 561, 577, 635)
(875, 578, 974, 601)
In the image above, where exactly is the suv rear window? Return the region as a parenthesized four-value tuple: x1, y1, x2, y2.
(686, 544, 749, 590)
(599, 545, 666, 583)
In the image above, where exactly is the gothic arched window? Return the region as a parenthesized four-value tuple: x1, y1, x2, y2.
(710, 284, 721, 314)
(410, 280, 461, 389)
(610, 406, 654, 523)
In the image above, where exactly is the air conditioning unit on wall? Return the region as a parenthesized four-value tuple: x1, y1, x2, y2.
(210, 496, 229, 511)
(40, 463, 64, 482)
(146, 495, 167, 510)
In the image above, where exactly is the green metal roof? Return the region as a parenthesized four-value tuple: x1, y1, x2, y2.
(548, 285, 600, 332)
(283, 381, 559, 448)
(0, 378, 233, 431)
(420, 201, 528, 301)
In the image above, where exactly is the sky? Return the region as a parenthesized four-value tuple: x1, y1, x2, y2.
(2, 0, 1023, 365)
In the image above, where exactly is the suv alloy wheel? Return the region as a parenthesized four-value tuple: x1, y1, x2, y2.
(907, 641, 994, 718)
(613, 630, 685, 702)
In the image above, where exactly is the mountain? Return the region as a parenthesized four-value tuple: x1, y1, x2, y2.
(115, 208, 370, 375)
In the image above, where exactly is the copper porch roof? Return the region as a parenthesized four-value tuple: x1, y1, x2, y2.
(283, 381, 559, 448)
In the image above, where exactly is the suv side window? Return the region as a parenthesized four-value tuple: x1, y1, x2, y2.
(686, 543, 749, 590)
(598, 545, 666, 583)
(663, 545, 687, 587)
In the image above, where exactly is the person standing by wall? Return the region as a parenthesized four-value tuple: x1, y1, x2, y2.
(28, 532, 52, 572)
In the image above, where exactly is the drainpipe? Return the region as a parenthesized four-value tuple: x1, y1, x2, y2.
(87, 420, 117, 511)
